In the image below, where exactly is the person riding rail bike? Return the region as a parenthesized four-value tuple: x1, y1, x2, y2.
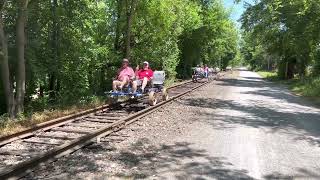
(203, 64, 209, 78)
(133, 61, 154, 93)
(112, 58, 135, 92)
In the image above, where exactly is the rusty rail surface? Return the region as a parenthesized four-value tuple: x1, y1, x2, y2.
(0, 76, 221, 179)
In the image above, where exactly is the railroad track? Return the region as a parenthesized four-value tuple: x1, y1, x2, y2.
(0, 76, 221, 179)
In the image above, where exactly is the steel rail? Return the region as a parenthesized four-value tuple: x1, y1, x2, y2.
(0, 80, 192, 147)
(0, 80, 205, 179)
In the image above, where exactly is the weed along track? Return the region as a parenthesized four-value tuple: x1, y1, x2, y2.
(0, 76, 222, 179)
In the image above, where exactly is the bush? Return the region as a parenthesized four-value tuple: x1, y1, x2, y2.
(257, 71, 279, 81)
(291, 77, 320, 97)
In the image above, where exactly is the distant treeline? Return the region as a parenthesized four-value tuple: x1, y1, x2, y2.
(240, 0, 320, 79)
(0, 0, 239, 118)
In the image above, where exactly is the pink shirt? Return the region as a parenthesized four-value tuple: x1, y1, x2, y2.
(118, 67, 134, 81)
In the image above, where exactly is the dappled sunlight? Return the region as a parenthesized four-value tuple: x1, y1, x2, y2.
(110, 138, 254, 179)
(179, 71, 320, 148)
(181, 96, 320, 147)
(263, 168, 320, 180)
(240, 88, 320, 115)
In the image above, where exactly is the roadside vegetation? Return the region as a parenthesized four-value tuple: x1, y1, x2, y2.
(258, 71, 320, 97)
(0, 96, 105, 137)
(0, 0, 241, 134)
(240, 0, 320, 97)
(257, 71, 279, 81)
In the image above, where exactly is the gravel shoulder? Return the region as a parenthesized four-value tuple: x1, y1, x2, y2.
(25, 70, 320, 180)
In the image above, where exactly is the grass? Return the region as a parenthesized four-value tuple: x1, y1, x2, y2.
(289, 77, 320, 97)
(0, 79, 188, 137)
(258, 71, 320, 98)
(0, 96, 105, 137)
(257, 71, 279, 81)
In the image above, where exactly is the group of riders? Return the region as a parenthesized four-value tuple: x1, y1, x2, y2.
(194, 64, 210, 78)
(112, 58, 216, 94)
(112, 58, 153, 93)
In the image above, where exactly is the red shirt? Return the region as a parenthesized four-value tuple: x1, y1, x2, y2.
(137, 69, 153, 80)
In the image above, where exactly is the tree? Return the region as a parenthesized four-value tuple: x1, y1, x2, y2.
(16, 0, 29, 114)
(124, 0, 137, 58)
(241, 0, 320, 79)
(0, 0, 239, 118)
(178, 0, 239, 77)
(0, 0, 15, 117)
(0, 0, 29, 118)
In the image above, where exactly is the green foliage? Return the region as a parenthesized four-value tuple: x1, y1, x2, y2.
(241, 0, 320, 79)
(130, 0, 203, 79)
(0, 83, 5, 115)
(178, 1, 239, 78)
(290, 77, 320, 97)
(0, 0, 239, 116)
(258, 70, 320, 97)
(241, 0, 320, 98)
(257, 71, 279, 81)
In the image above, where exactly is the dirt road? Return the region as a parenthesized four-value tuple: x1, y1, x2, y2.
(177, 69, 320, 179)
(26, 70, 320, 179)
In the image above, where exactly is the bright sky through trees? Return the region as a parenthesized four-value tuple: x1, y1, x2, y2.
(0, 0, 239, 118)
(223, 0, 254, 27)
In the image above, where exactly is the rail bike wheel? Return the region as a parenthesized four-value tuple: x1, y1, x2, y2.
(108, 96, 118, 105)
(216, 74, 220, 80)
(148, 91, 157, 106)
(162, 87, 169, 101)
(192, 75, 197, 83)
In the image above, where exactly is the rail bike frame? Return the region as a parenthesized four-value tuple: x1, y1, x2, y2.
(192, 70, 208, 82)
(106, 71, 168, 106)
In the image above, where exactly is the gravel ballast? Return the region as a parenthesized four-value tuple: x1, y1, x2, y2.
(24, 70, 320, 179)
(23, 74, 234, 180)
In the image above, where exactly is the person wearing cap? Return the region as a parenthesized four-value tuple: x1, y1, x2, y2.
(133, 61, 154, 93)
(203, 64, 209, 78)
(113, 58, 135, 91)
(195, 64, 202, 73)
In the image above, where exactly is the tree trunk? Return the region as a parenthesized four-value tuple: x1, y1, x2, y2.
(285, 61, 288, 79)
(267, 56, 270, 71)
(298, 55, 307, 78)
(124, 0, 137, 59)
(100, 68, 105, 93)
(56, 78, 60, 92)
(114, 0, 123, 51)
(15, 0, 29, 114)
(39, 85, 44, 97)
(48, 73, 56, 101)
(49, 0, 59, 101)
(0, 1, 15, 118)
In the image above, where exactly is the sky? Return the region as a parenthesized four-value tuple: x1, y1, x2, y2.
(223, 0, 254, 28)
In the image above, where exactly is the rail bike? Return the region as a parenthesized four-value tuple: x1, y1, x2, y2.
(192, 67, 208, 82)
(106, 71, 169, 106)
(191, 67, 221, 82)
(208, 67, 221, 81)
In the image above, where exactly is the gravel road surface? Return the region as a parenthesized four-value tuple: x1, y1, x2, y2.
(25, 70, 320, 180)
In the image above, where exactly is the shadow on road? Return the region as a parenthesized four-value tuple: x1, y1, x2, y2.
(36, 137, 319, 179)
(26, 138, 255, 179)
(180, 99, 320, 149)
(111, 138, 254, 179)
(181, 98, 320, 138)
(263, 168, 320, 180)
(179, 73, 320, 148)
(216, 77, 319, 107)
(24, 71, 320, 179)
